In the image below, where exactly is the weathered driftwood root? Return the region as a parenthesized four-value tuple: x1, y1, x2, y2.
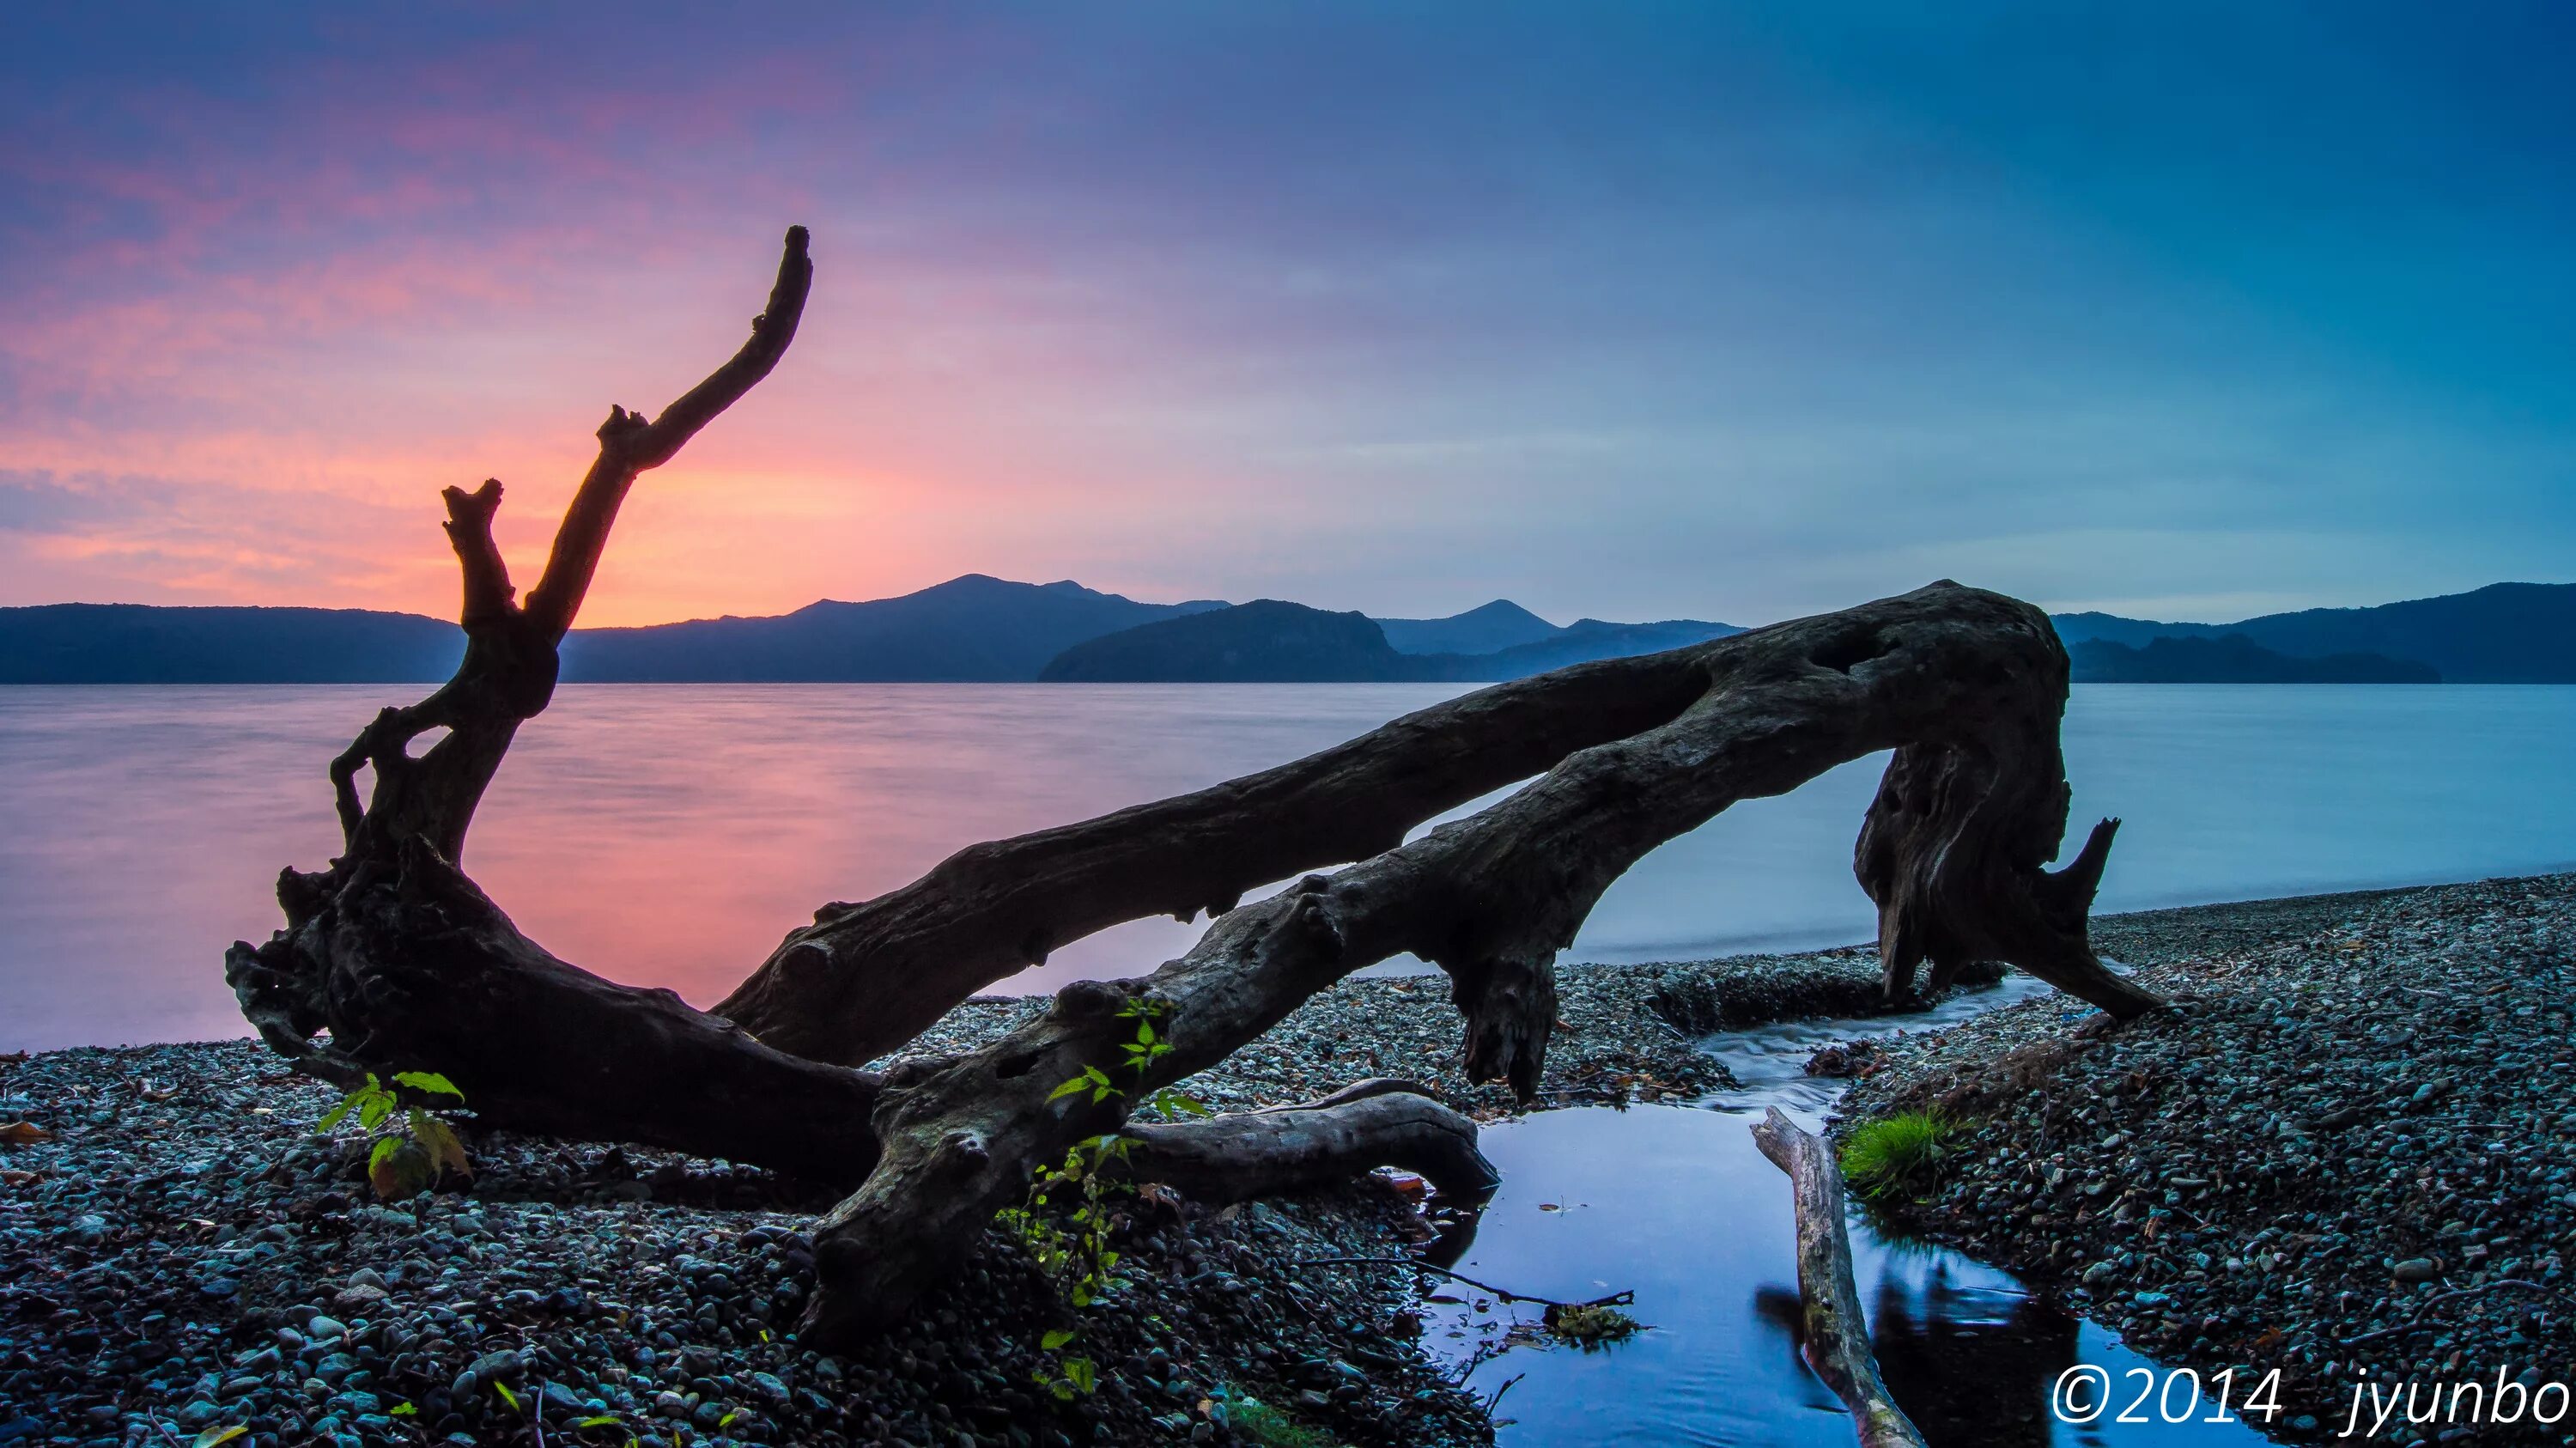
(715, 655, 1712, 1064)
(224, 222, 2162, 1353)
(1116, 1079, 1499, 1207)
(226, 840, 884, 1185)
(1750, 1107, 1929, 1448)
(724, 575, 2158, 1072)
(227, 228, 848, 1171)
(1858, 749, 2160, 1015)
(799, 581, 2166, 1342)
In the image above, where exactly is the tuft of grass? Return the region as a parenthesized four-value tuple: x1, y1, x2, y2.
(1543, 1301, 1643, 1349)
(1839, 1109, 1960, 1201)
(1223, 1392, 1343, 1448)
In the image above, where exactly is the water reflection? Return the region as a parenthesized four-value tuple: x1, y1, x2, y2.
(1861, 1267, 2076, 1447)
(1414, 983, 2275, 1446)
(3, 682, 2574, 1050)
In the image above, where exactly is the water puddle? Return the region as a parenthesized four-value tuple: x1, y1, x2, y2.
(1416, 976, 2280, 1446)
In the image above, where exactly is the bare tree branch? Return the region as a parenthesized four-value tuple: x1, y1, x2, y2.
(522, 225, 813, 641)
(319, 227, 813, 862)
(440, 478, 515, 630)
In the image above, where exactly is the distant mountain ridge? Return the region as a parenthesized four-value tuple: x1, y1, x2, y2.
(0, 603, 466, 684)
(1042, 600, 1744, 682)
(3, 577, 2568, 684)
(1375, 599, 1561, 655)
(2070, 634, 2439, 684)
(0, 577, 1224, 684)
(1042, 600, 1423, 682)
(2051, 582, 2576, 684)
(557, 575, 1224, 682)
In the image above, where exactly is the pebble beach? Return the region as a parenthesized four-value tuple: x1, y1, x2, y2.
(4, 873, 2572, 1446)
(1838, 873, 2576, 1445)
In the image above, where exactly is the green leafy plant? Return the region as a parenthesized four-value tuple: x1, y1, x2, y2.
(1212, 1387, 1343, 1448)
(1115, 997, 1176, 1075)
(999, 1134, 1137, 1310)
(1012, 998, 1215, 1396)
(1144, 1086, 1212, 1121)
(318, 1070, 472, 1200)
(1030, 1341, 1098, 1402)
(1008, 1000, 1223, 1398)
(1048, 1064, 1121, 1106)
(1839, 1109, 1960, 1202)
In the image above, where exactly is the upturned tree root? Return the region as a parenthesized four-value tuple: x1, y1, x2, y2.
(223, 224, 2164, 1348)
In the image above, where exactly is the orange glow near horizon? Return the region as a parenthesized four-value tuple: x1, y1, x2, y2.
(9, 8, 2573, 630)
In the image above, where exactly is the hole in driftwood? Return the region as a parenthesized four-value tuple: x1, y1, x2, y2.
(1811, 631, 1892, 675)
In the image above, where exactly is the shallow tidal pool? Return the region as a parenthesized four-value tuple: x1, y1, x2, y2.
(1415, 981, 2284, 1447)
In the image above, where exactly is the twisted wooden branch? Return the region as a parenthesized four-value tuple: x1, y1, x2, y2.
(316, 228, 813, 865)
(717, 650, 1709, 1064)
(1117, 1080, 1499, 1206)
(799, 582, 2162, 1342)
(230, 234, 2167, 1356)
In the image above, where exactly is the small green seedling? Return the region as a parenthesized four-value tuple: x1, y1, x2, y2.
(317, 1070, 472, 1200)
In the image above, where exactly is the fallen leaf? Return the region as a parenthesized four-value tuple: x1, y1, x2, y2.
(191, 1428, 248, 1448)
(0, 1122, 53, 1148)
(0, 1168, 38, 1186)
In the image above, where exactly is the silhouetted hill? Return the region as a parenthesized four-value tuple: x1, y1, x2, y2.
(12, 579, 2563, 684)
(2070, 634, 2440, 684)
(1039, 601, 1742, 682)
(1472, 618, 1741, 675)
(558, 575, 1224, 682)
(0, 604, 465, 684)
(1042, 600, 1425, 682)
(1, 577, 1220, 684)
(2050, 581, 2575, 683)
(1375, 599, 1562, 655)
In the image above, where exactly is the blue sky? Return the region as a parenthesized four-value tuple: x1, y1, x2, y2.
(2, 3, 2570, 626)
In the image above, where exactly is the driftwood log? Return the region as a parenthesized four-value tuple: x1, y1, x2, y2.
(1751, 1107, 1929, 1448)
(223, 223, 2166, 1349)
(1115, 1079, 1499, 1208)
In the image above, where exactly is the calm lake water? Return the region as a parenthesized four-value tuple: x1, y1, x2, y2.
(3, 682, 2573, 1052)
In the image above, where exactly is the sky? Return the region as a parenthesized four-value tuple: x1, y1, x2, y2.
(3, 3, 2573, 630)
